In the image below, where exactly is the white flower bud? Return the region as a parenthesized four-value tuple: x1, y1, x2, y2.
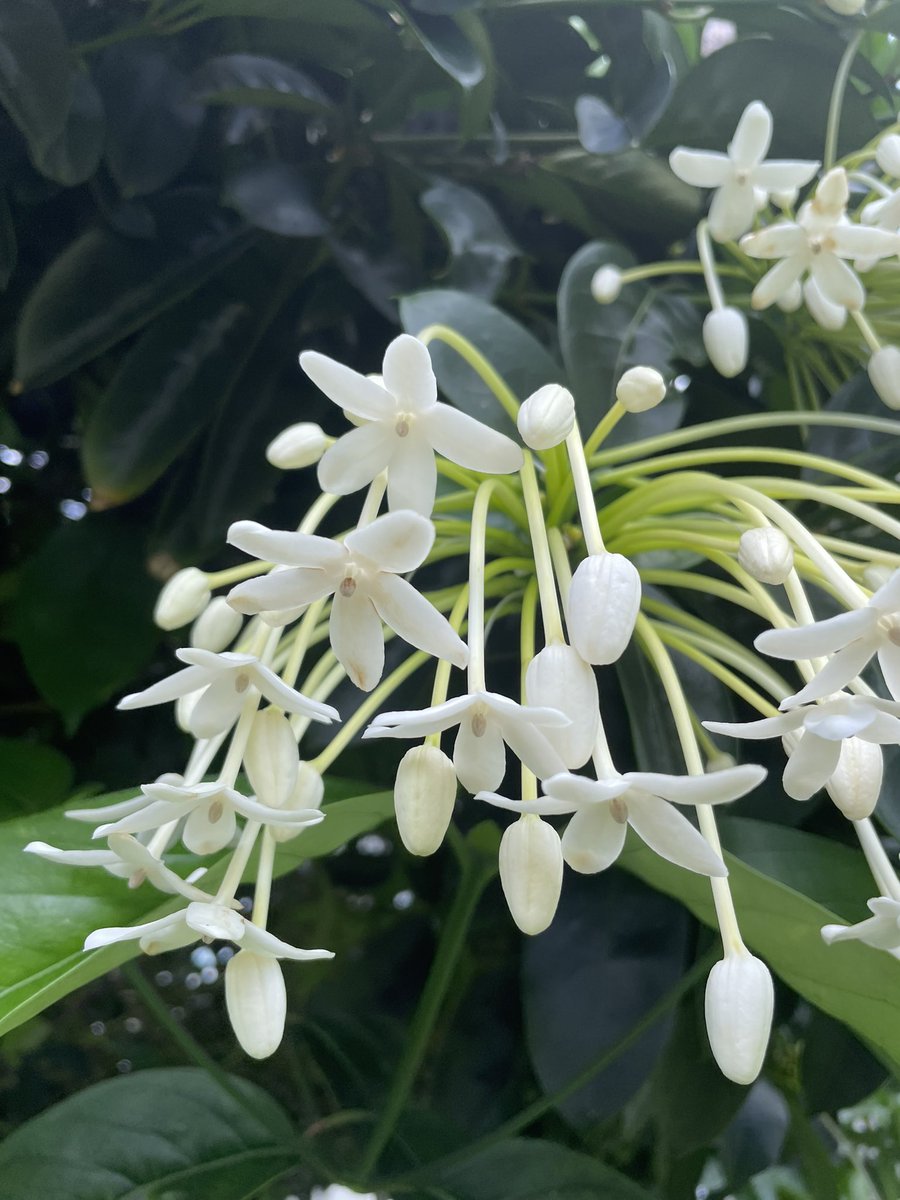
(393, 744, 457, 856)
(802, 278, 846, 330)
(590, 265, 623, 303)
(153, 567, 210, 631)
(702, 307, 748, 378)
(776, 280, 803, 313)
(243, 707, 299, 810)
(616, 365, 666, 413)
(825, 737, 883, 820)
(175, 689, 204, 733)
(190, 596, 243, 652)
(525, 643, 599, 768)
(824, 0, 865, 15)
(814, 167, 849, 216)
(225, 950, 286, 1059)
(737, 527, 794, 585)
(499, 814, 563, 936)
(705, 951, 774, 1084)
(517, 384, 576, 450)
(876, 133, 900, 178)
(868, 346, 900, 410)
(567, 552, 641, 665)
(266, 422, 328, 469)
(271, 761, 325, 843)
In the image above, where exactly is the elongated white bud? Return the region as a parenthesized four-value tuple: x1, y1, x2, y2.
(803, 279, 846, 330)
(190, 596, 243, 651)
(517, 384, 575, 450)
(153, 567, 210, 631)
(868, 346, 900, 411)
(876, 133, 900, 178)
(243, 707, 299, 810)
(737, 527, 793, 585)
(393, 744, 457, 856)
(499, 814, 563, 936)
(825, 737, 883, 820)
(616, 365, 666, 413)
(705, 951, 774, 1084)
(525, 643, 599, 768)
(271, 761, 325, 843)
(590, 265, 622, 303)
(567, 552, 641, 665)
(702, 307, 748, 378)
(266, 422, 328, 469)
(225, 950, 286, 1059)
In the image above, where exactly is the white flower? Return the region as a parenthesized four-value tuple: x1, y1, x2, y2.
(867, 345, 900, 410)
(705, 952, 774, 1085)
(615, 366, 666, 413)
(702, 307, 748, 378)
(393, 744, 458, 856)
(754, 570, 900, 705)
(822, 897, 900, 957)
(312, 1188, 384, 1200)
(590, 265, 622, 303)
(153, 567, 210, 631)
(364, 692, 570, 793)
(265, 421, 328, 469)
(567, 552, 641, 665)
(225, 950, 287, 1059)
(669, 101, 818, 241)
(517, 384, 575, 450)
(737, 527, 793, 585)
(300, 333, 523, 516)
(704, 694, 900, 801)
(118, 649, 339, 738)
(498, 814, 564, 935)
(25, 832, 218, 900)
(741, 168, 900, 310)
(190, 596, 243, 652)
(481, 763, 766, 876)
(227, 510, 467, 692)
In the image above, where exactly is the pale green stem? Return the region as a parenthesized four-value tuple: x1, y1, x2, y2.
(215, 820, 261, 903)
(849, 171, 893, 198)
(854, 818, 900, 902)
(519, 452, 564, 644)
(358, 471, 388, 528)
(851, 308, 882, 354)
(520, 581, 539, 802)
(292, 662, 346, 743)
(653, 624, 781, 717)
(416, 324, 520, 424)
(206, 560, 272, 589)
(612, 260, 745, 288)
(468, 480, 500, 692)
(583, 400, 628, 460)
(696, 219, 725, 311)
(824, 28, 866, 172)
(565, 423, 605, 555)
(281, 599, 327, 689)
(252, 828, 277, 928)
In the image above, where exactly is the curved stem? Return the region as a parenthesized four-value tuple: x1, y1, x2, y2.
(824, 29, 866, 172)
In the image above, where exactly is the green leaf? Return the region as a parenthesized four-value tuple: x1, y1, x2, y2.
(0, 1067, 296, 1200)
(30, 71, 105, 188)
(0, 194, 15, 289)
(401, 4, 486, 89)
(14, 199, 253, 388)
(435, 1137, 655, 1199)
(81, 291, 253, 506)
(197, 0, 385, 26)
(619, 818, 900, 1067)
(0, 787, 393, 1037)
(224, 162, 328, 237)
(399, 288, 560, 434)
(0, 0, 72, 158)
(8, 512, 159, 729)
(420, 177, 518, 300)
(0, 739, 73, 817)
(193, 53, 332, 111)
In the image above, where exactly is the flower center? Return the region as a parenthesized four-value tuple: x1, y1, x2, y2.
(734, 169, 749, 185)
(471, 710, 488, 738)
(609, 796, 629, 824)
(881, 615, 900, 646)
(339, 562, 360, 597)
(395, 412, 413, 438)
(234, 672, 250, 693)
(208, 799, 223, 824)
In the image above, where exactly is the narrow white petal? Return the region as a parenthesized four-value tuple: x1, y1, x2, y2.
(329, 589, 385, 691)
(317, 423, 394, 496)
(822, 909, 900, 951)
(476, 791, 577, 816)
(25, 842, 119, 867)
(803, 277, 846, 329)
(729, 101, 772, 169)
(423, 403, 524, 475)
(185, 901, 247, 943)
(753, 160, 819, 191)
(85, 913, 184, 951)
(781, 637, 879, 708)
(625, 764, 767, 805)
(107, 835, 217, 901)
(364, 693, 475, 738)
(370, 573, 467, 668)
(385, 432, 437, 516)
(561, 805, 626, 874)
(227, 567, 334, 616)
(803, 704, 876, 741)
(226, 522, 347, 571)
(483, 691, 571, 729)
(542, 771, 629, 806)
(231, 793, 323, 827)
(344, 509, 434, 573)
(860, 711, 900, 744)
(708, 178, 757, 242)
(702, 712, 801, 739)
(870, 569, 900, 614)
(811, 253, 865, 311)
(782, 733, 842, 800)
(832, 224, 900, 261)
(628, 796, 727, 876)
(93, 797, 195, 838)
(300, 350, 395, 420)
(668, 148, 731, 188)
(117, 665, 210, 710)
(240, 923, 335, 961)
(878, 642, 900, 701)
(755, 609, 877, 659)
(454, 712, 507, 793)
(751, 256, 807, 309)
(250, 662, 339, 723)
(381, 334, 437, 412)
(183, 801, 237, 855)
(499, 716, 567, 782)
(66, 793, 147, 823)
(742, 223, 807, 259)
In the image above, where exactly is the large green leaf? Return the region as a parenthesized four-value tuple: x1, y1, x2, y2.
(30, 72, 105, 188)
(0, 739, 73, 818)
(0, 195, 16, 289)
(0, 1068, 296, 1199)
(0, 0, 71, 159)
(420, 177, 518, 300)
(224, 162, 327, 238)
(193, 53, 332, 111)
(197, 0, 385, 26)
(401, 3, 486, 89)
(0, 786, 393, 1037)
(619, 818, 900, 1066)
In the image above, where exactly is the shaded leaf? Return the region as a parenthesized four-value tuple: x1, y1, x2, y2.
(193, 52, 332, 111)
(224, 162, 327, 237)
(403, 4, 486, 89)
(0, 1068, 295, 1200)
(0, 194, 15, 289)
(31, 71, 105, 188)
(0, 739, 73, 818)
(421, 177, 517, 300)
(198, 0, 385, 27)
(575, 95, 631, 155)
(799, 1008, 888, 1115)
(0, 0, 71, 158)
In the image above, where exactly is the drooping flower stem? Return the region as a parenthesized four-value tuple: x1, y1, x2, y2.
(468, 479, 501, 692)
(565, 423, 605, 555)
(251, 828, 277, 928)
(854, 818, 900, 902)
(697, 219, 726, 311)
(416, 324, 520, 424)
(519, 452, 564, 644)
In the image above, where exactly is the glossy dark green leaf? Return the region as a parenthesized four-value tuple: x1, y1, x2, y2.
(0, 1068, 295, 1200)
(403, 5, 486, 89)
(399, 288, 560, 434)
(0, 0, 71, 157)
(523, 870, 690, 1127)
(420, 177, 518, 300)
(799, 1009, 887, 1115)
(0, 194, 15, 289)
(82, 292, 252, 507)
(0, 739, 73, 817)
(95, 43, 205, 198)
(575, 95, 631, 154)
(14, 200, 253, 388)
(411, 0, 483, 12)
(193, 53, 332, 111)
(30, 70, 105, 187)
(0, 786, 393, 1036)
(198, 0, 385, 26)
(224, 162, 327, 237)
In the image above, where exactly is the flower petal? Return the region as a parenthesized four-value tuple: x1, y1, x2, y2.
(499, 715, 567, 782)
(364, 693, 475, 739)
(84, 913, 184, 951)
(25, 842, 120, 868)
(454, 712, 507, 793)
(370, 573, 468, 668)
(227, 567, 335, 616)
(831, 224, 900, 261)
(728, 101, 772, 169)
(878, 641, 900, 701)
(476, 791, 578, 816)
(702, 712, 801, 739)
(542, 771, 629, 806)
(751, 256, 807, 309)
(754, 609, 878, 659)
(870, 569, 900, 614)
(386, 432, 437, 516)
(117, 665, 211, 711)
(183, 801, 237, 855)
(668, 148, 731, 188)
(188, 680, 246, 738)
(628, 795, 728, 876)
(780, 637, 880, 708)
(381, 334, 437, 412)
(753, 159, 819, 191)
(66, 793, 148, 823)
(240, 923, 335, 961)
(344, 509, 434, 573)
(249, 662, 339, 723)
(227, 521, 347, 571)
(742, 223, 807, 259)
(330, 590, 384, 691)
(708, 178, 758, 242)
(317, 422, 394, 496)
(860, 711, 900, 745)
(625, 763, 767, 805)
(483, 690, 571, 729)
(782, 732, 842, 800)
(423, 403, 524, 475)
(561, 805, 626, 874)
(300, 350, 395, 420)
(802, 704, 876, 741)
(811, 253, 864, 311)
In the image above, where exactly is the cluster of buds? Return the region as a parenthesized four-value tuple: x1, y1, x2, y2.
(27, 258, 900, 1084)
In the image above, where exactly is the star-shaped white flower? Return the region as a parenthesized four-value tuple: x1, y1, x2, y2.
(704, 694, 900, 801)
(84, 899, 335, 961)
(480, 763, 765, 877)
(301, 334, 524, 516)
(364, 692, 570, 794)
(227, 510, 468, 691)
(25, 833, 221, 900)
(754, 570, 900, 706)
(118, 649, 339, 738)
(669, 100, 818, 242)
(740, 168, 900, 310)
(822, 897, 900, 958)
